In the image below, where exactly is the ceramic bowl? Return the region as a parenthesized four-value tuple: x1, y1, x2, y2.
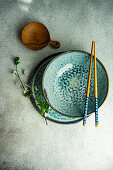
(42, 51, 109, 117)
(31, 52, 83, 124)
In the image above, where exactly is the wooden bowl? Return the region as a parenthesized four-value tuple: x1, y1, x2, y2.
(21, 22, 60, 50)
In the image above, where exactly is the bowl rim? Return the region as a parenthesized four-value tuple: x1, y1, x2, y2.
(42, 50, 109, 118)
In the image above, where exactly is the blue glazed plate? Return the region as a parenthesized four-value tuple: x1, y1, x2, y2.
(30, 52, 83, 124)
(42, 51, 109, 117)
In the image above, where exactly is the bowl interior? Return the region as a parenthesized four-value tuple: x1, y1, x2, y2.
(43, 51, 108, 117)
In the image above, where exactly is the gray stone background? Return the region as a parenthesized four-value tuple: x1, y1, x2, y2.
(0, 0, 113, 170)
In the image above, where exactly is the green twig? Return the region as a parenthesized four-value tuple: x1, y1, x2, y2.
(16, 65, 25, 90)
(13, 57, 49, 125)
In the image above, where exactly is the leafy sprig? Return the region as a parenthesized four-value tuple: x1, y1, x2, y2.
(36, 99, 50, 115)
(14, 57, 20, 65)
(12, 57, 49, 124)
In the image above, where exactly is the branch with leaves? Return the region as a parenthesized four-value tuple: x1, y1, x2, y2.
(12, 57, 50, 124)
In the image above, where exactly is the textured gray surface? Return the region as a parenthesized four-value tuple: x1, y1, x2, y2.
(0, 0, 113, 170)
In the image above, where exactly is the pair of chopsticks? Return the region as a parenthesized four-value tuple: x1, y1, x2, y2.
(83, 41, 98, 127)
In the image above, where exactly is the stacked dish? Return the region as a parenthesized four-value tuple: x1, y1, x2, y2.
(31, 51, 109, 124)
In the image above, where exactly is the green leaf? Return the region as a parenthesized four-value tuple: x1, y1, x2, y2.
(14, 57, 20, 65)
(35, 99, 50, 115)
(24, 91, 31, 98)
(45, 104, 49, 109)
(45, 109, 49, 113)
(42, 102, 46, 107)
(37, 99, 43, 106)
(40, 107, 45, 115)
(43, 102, 49, 108)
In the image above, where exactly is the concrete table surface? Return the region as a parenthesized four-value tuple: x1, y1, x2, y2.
(0, 0, 113, 170)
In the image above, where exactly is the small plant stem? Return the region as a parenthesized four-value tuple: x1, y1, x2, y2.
(16, 65, 25, 90)
(44, 113, 48, 125)
(14, 59, 49, 123)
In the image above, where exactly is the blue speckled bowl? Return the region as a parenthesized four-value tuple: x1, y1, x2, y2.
(31, 52, 83, 124)
(42, 51, 109, 117)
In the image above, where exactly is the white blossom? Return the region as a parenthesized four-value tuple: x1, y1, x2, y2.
(12, 71, 17, 76)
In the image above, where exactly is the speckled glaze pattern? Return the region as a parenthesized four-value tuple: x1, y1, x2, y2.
(43, 51, 108, 117)
(83, 97, 89, 125)
(31, 53, 83, 124)
(95, 97, 99, 125)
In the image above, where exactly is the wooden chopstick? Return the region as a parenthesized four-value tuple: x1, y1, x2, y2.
(83, 41, 94, 126)
(94, 41, 98, 127)
(83, 41, 99, 127)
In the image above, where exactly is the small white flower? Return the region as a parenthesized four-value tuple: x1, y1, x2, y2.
(12, 71, 17, 76)
(25, 84, 30, 88)
(24, 88, 29, 93)
(24, 90, 26, 94)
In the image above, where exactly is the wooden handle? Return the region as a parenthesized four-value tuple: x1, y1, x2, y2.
(86, 41, 94, 97)
(49, 40, 60, 48)
(94, 41, 98, 127)
(94, 41, 98, 98)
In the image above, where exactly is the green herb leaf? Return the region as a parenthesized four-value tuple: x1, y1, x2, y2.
(45, 109, 49, 113)
(40, 107, 45, 115)
(36, 99, 50, 115)
(43, 102, 49, 108)
(24, 91, 32, 98)
(37, 99, 43, 106)
(14, 57, 20, 65)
